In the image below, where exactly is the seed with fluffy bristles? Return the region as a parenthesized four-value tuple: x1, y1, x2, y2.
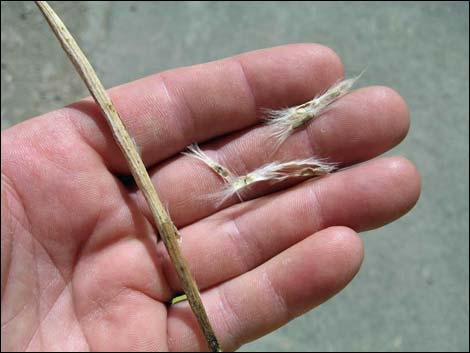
(182, 143, 235, 183)
(264, 72, 364, 151)
(209, 157, 336, 205)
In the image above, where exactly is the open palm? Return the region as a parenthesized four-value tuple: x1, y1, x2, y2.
(1, 44, 420, 351)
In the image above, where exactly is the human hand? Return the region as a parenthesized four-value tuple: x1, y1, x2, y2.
(1, 44, 421, 351)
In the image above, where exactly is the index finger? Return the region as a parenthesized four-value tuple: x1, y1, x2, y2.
(61, 43, 343, 172)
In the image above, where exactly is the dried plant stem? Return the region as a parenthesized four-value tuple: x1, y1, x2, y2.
(35, 2, 221, 351)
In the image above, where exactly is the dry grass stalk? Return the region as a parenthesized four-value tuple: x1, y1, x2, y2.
(34, 2, 221, 351)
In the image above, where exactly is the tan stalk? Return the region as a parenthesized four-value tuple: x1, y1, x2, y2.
(35, 2, 221, 351)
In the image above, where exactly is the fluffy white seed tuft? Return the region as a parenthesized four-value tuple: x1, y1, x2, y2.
(182, 143, 234, 183)
(209, 157, 336, 205)
(264, 72, 364, 151)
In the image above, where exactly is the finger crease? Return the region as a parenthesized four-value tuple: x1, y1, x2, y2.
(232, 57, 258, 121)
(216, 285, 243, 349)
(159, 73, 197, 147)
(308, 182, 327, 230)
(226, 216, 260, 273)
(261, 267, 291, 322)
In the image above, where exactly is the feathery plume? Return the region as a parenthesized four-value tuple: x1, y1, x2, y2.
(264, 72, 363, 150)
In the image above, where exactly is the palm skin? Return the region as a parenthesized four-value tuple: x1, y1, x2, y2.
(1, 44, 420, 351)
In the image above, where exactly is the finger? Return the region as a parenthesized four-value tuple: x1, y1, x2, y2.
(167, 226, 364, 352)
(137, 86, 410, 227)
(58, 43, 343, 172)
(158, 156, 420, 293)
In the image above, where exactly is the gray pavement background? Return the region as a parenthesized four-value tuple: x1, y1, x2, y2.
(1, 1, 469, 351)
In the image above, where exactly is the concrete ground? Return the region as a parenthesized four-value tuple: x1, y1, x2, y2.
(1, 1, 468, 351)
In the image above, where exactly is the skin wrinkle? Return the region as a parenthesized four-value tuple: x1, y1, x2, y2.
(80, 217, 141, 259)
(27, 234, 71, 303)
(159, 73, 198, 150)
(0, 172, 33, 241)
(130, 94, 160, 155)
(24, 284, 68, 351)
(1, 175, 21, 302)
(24, 234, 43, 351)
(69, 215, 96, 352)
(299, 124, 319, 160)
(231, 57, 258, 121)
(43, 284, 89, 351)
(78, 286, 134, 325)
(0, 226, 38, 328)
(306, 178, 327, 231)
(1, 171, 37, 347)
(215, 285, 243, 350)
(232, 143, 256, 179)
(70, 275, 92, 351)
(75, 198, 103, 259)
(28, 125, 87, 177)
(28, 249, 86, 349)
(260, 267, 291, 324)
(224, 217, 253, 275)
(29, 221, 73, 285)
(1, 302, 29, 330)
(1, 173, 31, 229)
(158, 73, 196, 156)
(228, 213, 265, 271)
(211, 288, 236, 350)
(302, 111, 327, 159)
